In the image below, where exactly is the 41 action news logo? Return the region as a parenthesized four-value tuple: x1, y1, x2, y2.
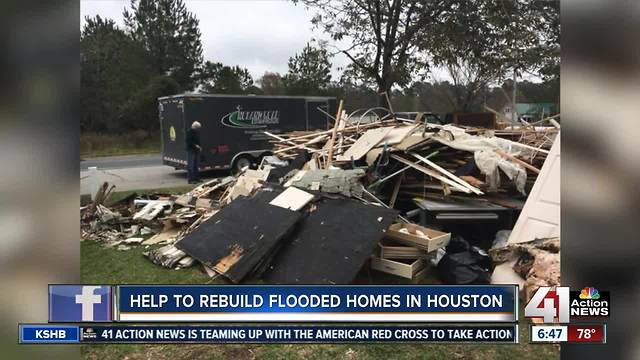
(524, 287, 609, 323)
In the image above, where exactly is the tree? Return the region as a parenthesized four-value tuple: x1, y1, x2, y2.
(258, 72, 286, 95)
(122, 75, 181, 132)
(295, 0, 446, 104)
(297, 1, 559, 106)
(440, 59, 496, 112)
(424, 1, 560, 84)
(283, 42, 332, 95)
(81, 15, 152, 132)
(199, 61, 255, 94)
(124, 0, 203, 90)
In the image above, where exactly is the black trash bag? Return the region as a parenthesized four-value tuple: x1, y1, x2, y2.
(436, 235, 493, 284)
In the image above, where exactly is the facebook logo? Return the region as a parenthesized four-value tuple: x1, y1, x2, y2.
(49, 285, 112, 322)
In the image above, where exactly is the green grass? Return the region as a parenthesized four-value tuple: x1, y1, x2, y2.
(81, 241, 211, 284)
(80, 187, 559, 360)
(81, 131, 161, 158)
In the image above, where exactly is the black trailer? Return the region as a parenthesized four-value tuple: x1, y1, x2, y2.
(159, 94, 337, 172)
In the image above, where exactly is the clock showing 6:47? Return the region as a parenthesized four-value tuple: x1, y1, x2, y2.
(531, 325, 568, 342)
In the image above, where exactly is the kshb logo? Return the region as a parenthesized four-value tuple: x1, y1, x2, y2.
(49, 285, 111, 322)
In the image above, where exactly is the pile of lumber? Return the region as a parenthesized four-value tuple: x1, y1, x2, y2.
(266, 106, 552, 205)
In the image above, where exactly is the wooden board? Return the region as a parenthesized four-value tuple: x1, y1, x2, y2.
(263, 198, 398, 284)
(176, 190, 302, 283)
(393, 134, 432, 151)
(380, 125, 416, 145)
(268, 186, 314, 211)
(336, 127, 393, 161)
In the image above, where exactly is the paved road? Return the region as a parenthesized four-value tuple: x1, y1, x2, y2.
(80, 153, 228, 194)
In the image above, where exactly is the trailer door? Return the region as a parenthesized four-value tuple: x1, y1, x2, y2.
(159, 98, 186, 168)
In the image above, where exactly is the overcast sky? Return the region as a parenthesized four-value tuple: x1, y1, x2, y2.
(80, 0, 351, 80)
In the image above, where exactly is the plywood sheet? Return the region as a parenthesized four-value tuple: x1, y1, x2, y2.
(263, 198, 398, 284)
(336, 127, 393, 161)
(176, 190, 302, 283)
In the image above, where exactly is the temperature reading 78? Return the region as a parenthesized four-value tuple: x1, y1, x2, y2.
(577, 328, 596, 339)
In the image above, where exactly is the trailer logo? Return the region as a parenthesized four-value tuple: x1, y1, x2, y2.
(220, 105, 280, 129)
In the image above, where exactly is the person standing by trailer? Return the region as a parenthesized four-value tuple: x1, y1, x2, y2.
(185, 121, 202, 183)
(159, 95, 337, 172)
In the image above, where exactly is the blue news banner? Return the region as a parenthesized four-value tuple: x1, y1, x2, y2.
(116, 285, 517, 322)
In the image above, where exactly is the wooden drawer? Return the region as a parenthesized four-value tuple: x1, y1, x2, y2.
(370, 255, 425, 279)
(386, 223, 451, 252)
(378, 238, 425, 260)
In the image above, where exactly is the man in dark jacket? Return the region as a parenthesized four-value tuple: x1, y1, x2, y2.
(185, 121, 202, 183)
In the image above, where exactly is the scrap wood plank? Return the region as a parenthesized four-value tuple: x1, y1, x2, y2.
(504, 139, 550, 155)
(175, 190, 301, 283)
(198, 176, 235, 197)
(325, 99, 344, 168)
(393, 134, 431, 151)
(389, 154, 472, 194)
(336, 126, 394, 162)
(388, 173, 404, 208)
(495, 149, 541, 174)
(380, 125, 418, 145)
(460, 176, 485, 187)
(408, 152, 484, 195)
(281, 118, 397, 143)
(143, 220, 182, 245)
(263, 198, 398, 284)
(268, 186, 314, 211)
(133, 202, 169, 221)
(272, 137, 322, 155)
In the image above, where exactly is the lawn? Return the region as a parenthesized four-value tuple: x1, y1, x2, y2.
(81, 132, 161, 158)
(80, 188, 559, 360)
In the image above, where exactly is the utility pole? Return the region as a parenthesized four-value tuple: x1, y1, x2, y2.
(512, 68, 517, 124)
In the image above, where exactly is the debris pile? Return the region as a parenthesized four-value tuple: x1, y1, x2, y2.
(81, 103, 560, 288)
(490, 236, 560, 300)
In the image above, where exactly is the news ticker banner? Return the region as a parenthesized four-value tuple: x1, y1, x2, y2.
(48, 285, 517, 323)
(19, 324, 519, 344)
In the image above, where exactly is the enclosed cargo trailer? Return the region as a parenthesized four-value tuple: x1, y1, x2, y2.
(159, 94, 337, 172)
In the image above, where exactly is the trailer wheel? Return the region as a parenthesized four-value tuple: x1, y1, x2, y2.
(232, 156, 252, 174)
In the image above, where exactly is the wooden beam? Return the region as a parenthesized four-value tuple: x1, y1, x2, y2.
(495, 149, 541, 174)
(408, 152, 484, 195)
(325, 99, 344, 168)
(282, 119, 396, 142)
(528, 113, 560, 127)
(389, 154, 472, 194)
(388, 173, 404, 208)
(264, 131, 317, 154)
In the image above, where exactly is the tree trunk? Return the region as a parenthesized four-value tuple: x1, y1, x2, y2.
(377, 82, 392, 108)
